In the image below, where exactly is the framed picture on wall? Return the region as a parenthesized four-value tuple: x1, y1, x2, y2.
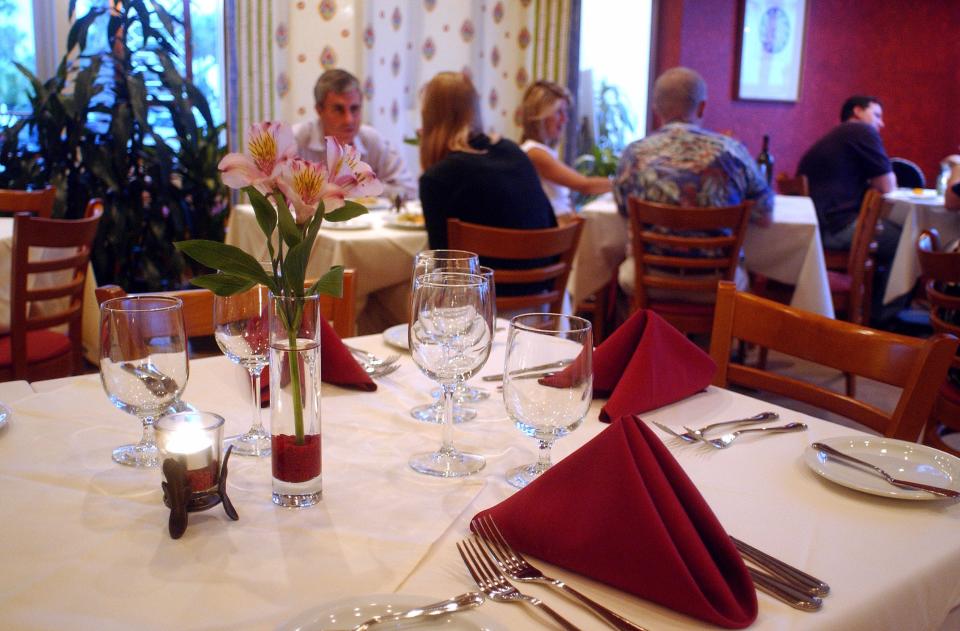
(736, 0, 808, 102)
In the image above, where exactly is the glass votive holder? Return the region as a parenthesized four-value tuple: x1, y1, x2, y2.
(156, 411, 224, 495)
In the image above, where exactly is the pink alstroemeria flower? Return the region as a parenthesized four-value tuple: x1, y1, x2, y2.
(219, 121, 297, 194)
(324, 137, 384, 198)
(276, 158, 346, 224)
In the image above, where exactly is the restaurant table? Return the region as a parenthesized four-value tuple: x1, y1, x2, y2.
(575, 194, 835, 318)
(882, 189, 960, 304)
(0, 217, 101, 363)
(3, 329, 959, 630)
(225, 204, 426, 334)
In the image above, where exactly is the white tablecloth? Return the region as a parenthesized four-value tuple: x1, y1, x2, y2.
(882, 189, 960, 304)
(4, 331, 959, 630)
(577, 195, 835, 318)
(0, 218, 101, 362)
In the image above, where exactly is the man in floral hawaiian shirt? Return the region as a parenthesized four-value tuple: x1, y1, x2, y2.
(613, 67, 772, 301)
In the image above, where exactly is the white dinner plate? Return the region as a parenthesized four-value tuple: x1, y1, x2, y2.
(383, 215, 426, 230)
(803, 436, 960, 500)
(907, 189, 938, 200)
(0, 402, 10, 430)
(321, 216, 374, 230)
(277, 594, 501, 631)
(382, 323, 409, 350)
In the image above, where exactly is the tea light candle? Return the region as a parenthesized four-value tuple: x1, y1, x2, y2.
(156, 411, 225, 493)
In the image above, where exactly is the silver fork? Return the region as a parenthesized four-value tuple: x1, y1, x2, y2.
(685, 422, 807, 449)
(346, 345, 400, 368)
(474, 516, 648, 631)
(457, 536, 579, 630)
(368, 361, 400, 378)
(651, 411, 778, 443)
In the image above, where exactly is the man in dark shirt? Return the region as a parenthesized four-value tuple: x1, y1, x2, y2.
(798, 95, 901, 325)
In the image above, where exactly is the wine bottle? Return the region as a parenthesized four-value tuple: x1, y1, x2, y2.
(756, 135, 774, 185)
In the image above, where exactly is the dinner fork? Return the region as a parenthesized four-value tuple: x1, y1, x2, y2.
(473, 516, 649, 631)
(651, 411, 779, 443)
(457, 536, 579, 630)
(346, 345, 400, 368)
(685, 422, 807, 449)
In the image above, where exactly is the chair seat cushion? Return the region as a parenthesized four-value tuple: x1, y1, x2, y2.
(0, 331, 72, 367)
(648, 302, 715, 317)
(827, 270, 852, 293)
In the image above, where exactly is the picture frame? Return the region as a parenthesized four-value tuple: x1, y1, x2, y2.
(736, 0, 808, 102)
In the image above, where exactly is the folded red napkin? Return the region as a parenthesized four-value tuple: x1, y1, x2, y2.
(261, 319, 375, 406)
(593, 309, 715, 421)
(472, 416, 757, 628)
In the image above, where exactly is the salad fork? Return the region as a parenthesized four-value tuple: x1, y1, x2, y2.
(651, 411, 778, 443)
(473, 516, 649, 631)
(346, 345, 400, 368)
(685, 422, 807, 449)
(457, 536, 579, 630)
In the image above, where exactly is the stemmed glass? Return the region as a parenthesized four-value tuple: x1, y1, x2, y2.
(409, 250, 481, 424)
(409, 271, 493, 477)
(213, 283, 271, 456)
(99, 296, 189, 467)
(503, 313, 592, 488)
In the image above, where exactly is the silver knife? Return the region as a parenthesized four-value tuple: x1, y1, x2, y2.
(482, 359, 572, 381)
(812, 442, 960, 498)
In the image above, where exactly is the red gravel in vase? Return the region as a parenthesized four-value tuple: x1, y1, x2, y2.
(272, 433, 321, 482)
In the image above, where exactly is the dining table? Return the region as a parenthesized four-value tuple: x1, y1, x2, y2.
(881, 189, 960, 305)
(2, 326, 958, 630)
(572, 194, 835, 319)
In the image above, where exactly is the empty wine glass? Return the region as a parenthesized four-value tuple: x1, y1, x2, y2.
(409, 250, 481, 424)
(214, 283, 271, 457)
(100, 296, 189, 467)
(503, 313, 592, 488)
(409, 271, 492, 477)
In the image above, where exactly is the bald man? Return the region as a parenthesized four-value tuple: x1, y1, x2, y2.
(614, 66, 772, 301)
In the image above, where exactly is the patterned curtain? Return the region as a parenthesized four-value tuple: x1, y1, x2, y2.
(530, 0, 572, 85)
(223, 0, 290, 153)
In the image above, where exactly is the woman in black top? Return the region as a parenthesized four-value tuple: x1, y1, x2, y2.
(418, 72, 556, 250)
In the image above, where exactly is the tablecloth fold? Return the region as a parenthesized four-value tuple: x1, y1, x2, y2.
(473, 415, 757, 628)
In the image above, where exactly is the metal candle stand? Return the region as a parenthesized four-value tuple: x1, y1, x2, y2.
(161, 444, 239, 539)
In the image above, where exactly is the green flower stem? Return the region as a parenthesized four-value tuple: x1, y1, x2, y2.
(287, 324, 305, 446)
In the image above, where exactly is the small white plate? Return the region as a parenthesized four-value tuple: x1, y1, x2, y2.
(321, 216, 374, 230)
(804, 436, 960, 500)
(0, 402, 10, 430)
(907, 189, 938, 200)
(278, 594, 501, 631)
(383, 215, 426, 230)
(382, 323, 409, 350)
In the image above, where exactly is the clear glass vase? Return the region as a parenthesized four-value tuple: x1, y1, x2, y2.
(268, 293, 322, 508)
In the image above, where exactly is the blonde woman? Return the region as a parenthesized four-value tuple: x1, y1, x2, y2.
(520, 80, 612, 222)
(419, 72, 556, 251)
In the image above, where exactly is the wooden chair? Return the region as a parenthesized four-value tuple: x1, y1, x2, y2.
(891, 157, 925, 189)
(0, 187, 56, 218)
(916, 229, 960, 456)
(775, 173, 809, 197)
(446, 218, 584, 314)
(2, 209, 103, 381)
(574, 273, 617, 344)
(95, 268, 357, 341)
(626, 197, 751, 335)
(710, 281, 957, 441)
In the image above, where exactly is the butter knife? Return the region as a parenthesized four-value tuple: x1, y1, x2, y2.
(482, 359, 572, 381)
(812, 442, 960, 498)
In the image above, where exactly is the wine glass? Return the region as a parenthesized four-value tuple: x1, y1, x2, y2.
(409, 250, 481, 424)
(503, 313, 592, 488)
(213, 283, 271, 457)
(99, 296, 189, 467)
(409, 271, 493, 477)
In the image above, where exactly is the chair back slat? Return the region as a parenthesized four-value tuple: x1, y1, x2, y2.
(709, 281, 958, 440)
(0, 187, 56, 218)
(446, 218, 584, 313)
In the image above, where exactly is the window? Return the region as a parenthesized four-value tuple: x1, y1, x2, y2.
(0, 1, 37, 127)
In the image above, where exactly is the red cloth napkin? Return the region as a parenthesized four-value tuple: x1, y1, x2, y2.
(261, 319, 375, 405)
(593, 309, 715, 421)
(472, 416, 757, 628)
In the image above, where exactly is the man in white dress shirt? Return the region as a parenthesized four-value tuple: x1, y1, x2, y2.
(292, 69, 417, 199)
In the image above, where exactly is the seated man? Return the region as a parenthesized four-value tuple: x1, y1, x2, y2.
(614, 66, 773, 301)
(798, 95, 901, 325)
(293, 69, 417, 199)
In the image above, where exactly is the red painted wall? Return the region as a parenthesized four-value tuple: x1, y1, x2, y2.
(654, 0, 960, 183)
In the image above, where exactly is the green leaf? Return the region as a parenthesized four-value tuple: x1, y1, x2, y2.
(324, 200, 369, 223)
(174, 240, 275, 289)
(189, 273, 255, 296)
(308, 266, 344, 297)
(282, 240, 310, 297)
(245, 186, 278, 240)
(275, 193, 301, 248)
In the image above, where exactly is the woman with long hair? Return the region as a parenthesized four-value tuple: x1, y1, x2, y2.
(520, 80, 612, 222)
(418, 72, 556, 250)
